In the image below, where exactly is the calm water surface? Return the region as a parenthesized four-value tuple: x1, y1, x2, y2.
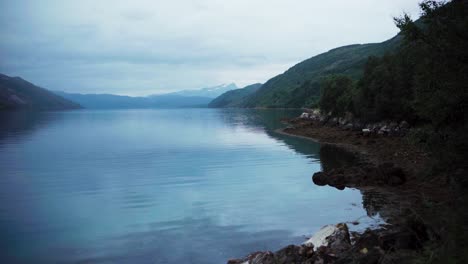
(0, 109, 379, 263)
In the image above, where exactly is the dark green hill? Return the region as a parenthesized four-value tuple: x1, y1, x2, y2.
(0, 74, 81, 110)
(208, 83, 262, 108)
(240, 35, 402, 108)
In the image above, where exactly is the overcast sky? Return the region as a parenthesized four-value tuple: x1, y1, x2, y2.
(0, 0, 422, 96)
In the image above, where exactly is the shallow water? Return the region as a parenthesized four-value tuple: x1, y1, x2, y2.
(0, 109, 380, 263)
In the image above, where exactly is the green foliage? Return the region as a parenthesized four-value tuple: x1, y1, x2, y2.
(322, 0, 468, 167)
(398, 0, 468, 130)
(353, 52, 416, 121)
(319, 0, 467, 129)
(242, 38, 401, 108)
(285, 80, 321, 108)
(396, 0, 468, 162)
(319, 75, 354, 116)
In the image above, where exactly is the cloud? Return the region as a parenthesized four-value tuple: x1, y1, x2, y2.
(0, 0, 422, 95)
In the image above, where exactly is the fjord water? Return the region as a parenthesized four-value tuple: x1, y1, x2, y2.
(0, 109, 374, 263)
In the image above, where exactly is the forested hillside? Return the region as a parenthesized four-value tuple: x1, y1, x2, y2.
(318, 0, 467, 163)
(0, 74, 81, 110)
(240, 36, 401, 108)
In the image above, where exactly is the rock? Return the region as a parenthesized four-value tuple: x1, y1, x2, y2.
(309, 114, 318, 121)
(352, 122, 364, 131)
(304, 224, 351, 252)
(400, 120, 409, 129)
(274, 245, 313, 263)
(227, 245, 316, 264)
(312, 161, 406, 188)
(389, 122, 398, 129)
(228, 219, 427, 264)
(326, 223, 352, 254)
(344, 123, 354, 130)
(362, 128, 371, 136)
(227, 251, 275, 264)
(304, 225, 339, 249)
(331, 117, 339, 126)
(312, 172, 327, 186)
(352, 229, 380, 252)
(378, 219, 428, 251)
(300, 112, 310, 119)
(387, 168, 406, 185)
(379, 126, 391, 135)
(338, 117, 347, 126)
(371, 125, 380, 133)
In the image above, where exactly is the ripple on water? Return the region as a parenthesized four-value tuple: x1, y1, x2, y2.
(0, 109, 381, 264)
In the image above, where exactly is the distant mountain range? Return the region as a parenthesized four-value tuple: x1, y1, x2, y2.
(0, 74, 241, 111)
(168, 83, 238, 98)
(0, 73, 81, 110)
(53, 91, 214, 109)
(53, 83, 239, 109)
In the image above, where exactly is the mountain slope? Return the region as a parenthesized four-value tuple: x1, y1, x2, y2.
(242, 35, 402, 108)
(168, 83, 238, 98)
(0, 74, 81, 110)
(55, 91, 213, 109)
(208, 83, 262, 108)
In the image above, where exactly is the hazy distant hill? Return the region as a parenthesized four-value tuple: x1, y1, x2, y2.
(54, 91, 212, 109)
(54, 83, 238, 109)
(0, 73, 81, 110)
(208, 83, 262, 108)
(168, 83, 238, 98)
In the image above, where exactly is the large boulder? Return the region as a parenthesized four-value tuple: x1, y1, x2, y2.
(312, 172, 327, 186)
(304, 223, 351, 255)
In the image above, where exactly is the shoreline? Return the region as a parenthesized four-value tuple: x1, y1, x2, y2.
(228, 118, 452, 264)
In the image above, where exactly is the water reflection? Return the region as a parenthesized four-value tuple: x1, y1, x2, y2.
(0, 111, 59, 143)
(318, 144, 358, 172)
(216, 109, 321, 160)
(69, 217, 295, 264)
(0, 109, 376, 263)
(317, 142, 396, 223)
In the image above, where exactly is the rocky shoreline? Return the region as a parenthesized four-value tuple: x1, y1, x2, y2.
(227, 113, 450, 264)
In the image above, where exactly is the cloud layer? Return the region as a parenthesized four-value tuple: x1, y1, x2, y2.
(0, 0, 421, 95)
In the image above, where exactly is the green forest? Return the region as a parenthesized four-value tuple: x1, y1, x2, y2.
(318, 0, 467, 164)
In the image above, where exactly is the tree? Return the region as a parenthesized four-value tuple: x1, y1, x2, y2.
(319, 75, 354, 116)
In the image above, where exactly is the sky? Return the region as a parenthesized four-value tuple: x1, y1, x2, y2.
(0, 0, 422, 96)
